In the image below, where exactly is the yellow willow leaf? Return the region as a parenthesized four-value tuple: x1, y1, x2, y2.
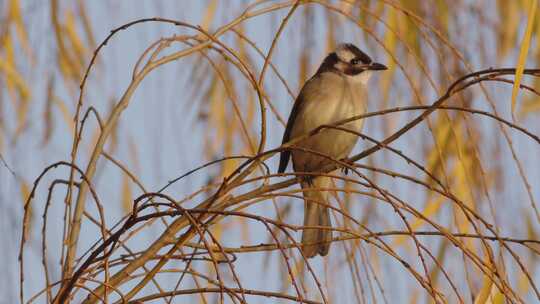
(20, 180, 33, 240)
(537, 7, 540, 59)
(452, 158, 475, 237)
(519, 97, 540, 117)
(394, 195, 445, 246)
(245, 89, 255, 131)
(518, 271, 530, 294)
(121, 175, 133, 214)
(298, 51, 309, 86)
(2, 35, 19, 109)
(128, 135, 140, 173)
(488, 285, 505, 304)
(397, 2, 420, 56)
(64, 9, 87, 67)
(497, 0, 519, 58)
(0, 52, 31, 102)
(13, 97, 29, 139)
(209, 77, 225, 151)
(474, 273, 493, 304)
(87, 126, 101, 156)
(221, 65, 252, 154)
(434, 1, 449, 30)
(383, 8, 397, 63)
(52, 96, 75, 135)
(42, 77, 55, 146)
(106, 98, 119, 154)
(51, 0, 78, 81)
(379, 9, 397, 109)
(200, 0, 218, 31)
(9, 0, 34, 62)
(211, 223, 222, 244)
(339, 0, 354, 15)
(325, 13, 335, 54)
(408, 290, 419, 304)
(77, 0, 97, 48)
(425, 115, 452, 175)
(2, 34, 30, 140)
(222, 93, 237, 176)
(510, 0, 537, 119)
(222, 158, 238, 178)
(428, 239, 449, 285)
(239, 213, 250, 243)
(57, 53, 74, 81)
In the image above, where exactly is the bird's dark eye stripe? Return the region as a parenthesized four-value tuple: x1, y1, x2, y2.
(344, 43, 372, 64)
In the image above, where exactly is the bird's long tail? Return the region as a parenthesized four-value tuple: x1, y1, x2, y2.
(301, 176, 332, 258)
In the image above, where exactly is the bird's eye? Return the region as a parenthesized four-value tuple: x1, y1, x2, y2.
(351, 58, 360, 65)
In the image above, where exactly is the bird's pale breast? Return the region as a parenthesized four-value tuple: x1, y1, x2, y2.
(290, 72, 367, 172)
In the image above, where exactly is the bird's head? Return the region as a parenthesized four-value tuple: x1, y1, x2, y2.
(317, 43, 387, 83)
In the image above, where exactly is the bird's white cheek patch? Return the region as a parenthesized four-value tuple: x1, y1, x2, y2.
(347, 71, 372, 85)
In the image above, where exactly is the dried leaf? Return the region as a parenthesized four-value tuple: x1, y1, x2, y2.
(42, 76, 55, 146)
(121, 174, 133, 214)
(474, 273, 493, 304)
(200, 0, 218, 31)
(21, 180, 33, 240)
(77, 0, 97, 49)
(52, 96, 75, 134)
(497, 0, 519, 58)
(64, 9, 87, 68)
(511, 0, 537, 119)
(0, 36, 31, 101)
(9, 0, 34, 62)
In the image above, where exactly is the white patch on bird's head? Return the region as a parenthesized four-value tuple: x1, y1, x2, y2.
(335, 44, 356, 62)
(346, 70, 372, 85)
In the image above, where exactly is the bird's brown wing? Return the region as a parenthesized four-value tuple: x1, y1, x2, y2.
(278, 87, 308, 173)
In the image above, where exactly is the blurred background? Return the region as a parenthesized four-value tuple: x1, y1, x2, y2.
(2, 0, 540, 303)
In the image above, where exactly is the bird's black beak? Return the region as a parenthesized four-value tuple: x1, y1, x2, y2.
(367, 62, 388, 71)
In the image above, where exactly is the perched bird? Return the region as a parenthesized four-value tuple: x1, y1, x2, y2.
(278, 43, 387, 258)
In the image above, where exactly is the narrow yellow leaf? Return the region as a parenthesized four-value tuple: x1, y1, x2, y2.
(9, 0, 34, 62)
(510, 0, 537, 119)
(64, 9, 87, 68)
(298, 52, 309, 89)
(128, 135, 140, 173)
(325, 13, 335, 54)
(200, 0, 218, 31)
(2, 35, 21, 127)
(0, 38, 31, 101)
(474, 276, 492, 304)
(394, 195, 444, 246)
(50, 0, 78, 81)
(20, 180, 33, 240)
(52, 96, 75, 134)
(519, 97, 540, 117)
(408, 290, 419, 304)
(488, 284, 505, 304)
(42, 77, 55, 146)
(497, 1, 520, 58)
(379, 8, 397, 108)
(77, 0, 97, 48)
(5, 24, 31, 140)
(121, 175, 133, 214)
(425, 115, 452, 176)
(13, 94, 29, 138)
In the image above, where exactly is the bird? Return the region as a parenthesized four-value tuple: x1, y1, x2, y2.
(278, 43, 387, 258)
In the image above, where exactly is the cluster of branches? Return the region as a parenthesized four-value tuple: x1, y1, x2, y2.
(17, 1, 540, 304)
